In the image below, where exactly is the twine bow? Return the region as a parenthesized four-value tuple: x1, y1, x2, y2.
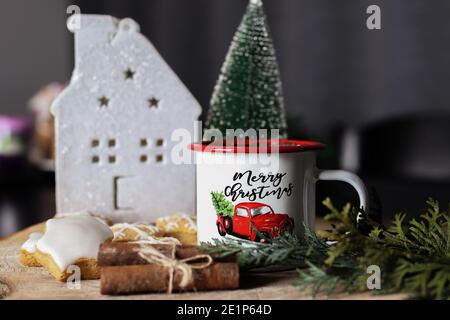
(138, 244, 213, 294)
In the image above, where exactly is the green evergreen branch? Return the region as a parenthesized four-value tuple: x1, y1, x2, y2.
(296, 262, 343, 297)
(201, 230, 327, 270)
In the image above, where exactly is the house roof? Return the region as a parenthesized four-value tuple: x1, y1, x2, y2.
(51, 14, 202, 117)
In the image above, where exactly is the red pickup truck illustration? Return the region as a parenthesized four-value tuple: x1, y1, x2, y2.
(216, 202, 294, 242)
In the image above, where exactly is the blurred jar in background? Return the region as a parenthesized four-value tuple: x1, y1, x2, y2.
(0, 202, 20, 237)
(0, 115, 31, 176)
(28, 82, 65, 171)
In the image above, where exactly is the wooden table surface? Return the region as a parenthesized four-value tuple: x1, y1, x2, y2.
(0, 222, 407, 300)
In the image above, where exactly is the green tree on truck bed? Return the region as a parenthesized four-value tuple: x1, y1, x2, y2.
(211, 192, 234, 218)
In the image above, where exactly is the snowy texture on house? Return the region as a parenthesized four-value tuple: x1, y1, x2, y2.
(51, 15, 201, 222)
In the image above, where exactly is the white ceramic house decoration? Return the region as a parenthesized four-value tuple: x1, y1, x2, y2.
(51, 15, 201, 222)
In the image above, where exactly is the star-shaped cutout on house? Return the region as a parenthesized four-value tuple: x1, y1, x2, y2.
(124, 68, 135, 80)
(98, 96, 109, 107)
(148, 97, 160, 109)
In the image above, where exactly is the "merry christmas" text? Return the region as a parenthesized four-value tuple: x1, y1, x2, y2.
(224, 170, 293, 201)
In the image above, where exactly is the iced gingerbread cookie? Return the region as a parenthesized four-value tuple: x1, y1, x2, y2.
(34, 215, 113, 281)
(155, 214, 197, 245)
(111, 222, 163, 242)
(19, 232, 43, 267)
(56, 210, 112, 226)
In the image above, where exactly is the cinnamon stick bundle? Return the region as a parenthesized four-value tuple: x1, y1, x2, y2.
(98, 241, 235, 266)
(101, 263, 239, 295)
(98, 241, 239, 295)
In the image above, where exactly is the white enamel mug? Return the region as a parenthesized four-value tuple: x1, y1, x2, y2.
(190, 140, 368, 244)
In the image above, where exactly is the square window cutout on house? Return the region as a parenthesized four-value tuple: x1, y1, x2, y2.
(155, 154, 164, 163)
(156, 138, 164, 147)
(92, 155, 100, 163)
(91, 139, 100, 148)
(140, 155, 148, 163)
(140, 138, 147, 147)
(108, 139, 116, 147)
(108, 155, 116, 163)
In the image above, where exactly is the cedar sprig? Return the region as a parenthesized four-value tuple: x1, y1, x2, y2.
(305, 197, 450, 299)
(201, 228, 327, 270)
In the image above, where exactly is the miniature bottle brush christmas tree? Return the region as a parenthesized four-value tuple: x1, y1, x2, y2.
(206, 0, 288, 139)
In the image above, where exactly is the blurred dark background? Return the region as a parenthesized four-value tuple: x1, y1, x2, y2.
(1, 0, 449, 237)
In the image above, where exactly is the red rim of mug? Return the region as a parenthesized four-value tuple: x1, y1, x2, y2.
(188, 139, 324, 154)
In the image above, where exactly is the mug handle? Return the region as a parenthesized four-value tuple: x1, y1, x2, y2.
(317, 170, 369, 213)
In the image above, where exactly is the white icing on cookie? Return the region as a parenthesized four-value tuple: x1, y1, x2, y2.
(158, 214, 197, 232)
(55, 210, 110, 225)
(111, 222, 159, 241)
(21, 232, 43, 253)
(36, 216, 113, 270)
